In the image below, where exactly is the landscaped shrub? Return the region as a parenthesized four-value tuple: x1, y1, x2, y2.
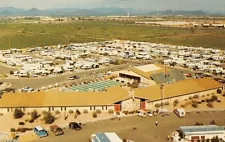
(188, 96, 193, 100)
(96, 109, 101, 114)
(55, 110, 60, 115)
(217, 89, 222, 94)
(76, 109, 81, 115)
(31, 110, 39, 120)
(18, 128, 26, 133)
(83, 109, 88, 114)
(202, 95, 205, 97)
(69, 110, 74, 114)
(122, 110, 128, 115)
(160, 102, 165, 106)
(92, 112, 97, 118)
(155, 103, 160, 108)
(10, 128, 16, 132)
(42, 110, 47, 115)
(193, 95, 199, 99)
(211, 95, 218, 101)
(165, 101, 169, 106)
(192, 102, 198, 108)
(174, 99, 179, 104)
(43, 112, 55, 124)
(207, 102, 214, 108)
(13, 108, 24, 119)
(116, 111, 120, 115)
(108, 109, 114, 114)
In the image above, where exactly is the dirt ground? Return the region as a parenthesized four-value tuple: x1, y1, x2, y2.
(29, 111, 225, 142)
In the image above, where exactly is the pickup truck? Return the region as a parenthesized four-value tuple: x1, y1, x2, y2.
(50, 125, 64, 136)
(34, 126, 48, 138)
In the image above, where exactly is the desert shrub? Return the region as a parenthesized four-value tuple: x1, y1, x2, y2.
(18, 128, 26, 133)
(0, 113, 3, 116)
(96, 109, 101, 114)
(83, 109, 88, 114)
(174, 99, 179, 104)
(108, 109, 114, 114)
(211, 95, 218, 101)
(25, 119, 29, 123)
(13, 108, 24, 119)
(155, 103, 160, 108)
(43, 112, 55, 124)
(76, 109, 81, 115)
(31, 110, 39, 120)
(202, 95, 205, 97)
(10, 128, 16, 132)
(92, 112, 97, 118)
(165, 101, 169, 106)
(189, 96, 193, 100)
(19, 122, 25, 125)
(192, 102, 198, 108)
(207, 102, 214, 108)
(29, 119, 34, 123)
(193, 95, 199, 99)
(122, 110, 128, 115)
(69, 110, 74, 114)
(54, 110, 60, 115)
(185, 99, 187, 101)
(42, 110, 47, 115)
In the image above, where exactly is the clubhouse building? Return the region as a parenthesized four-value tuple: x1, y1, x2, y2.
(0, 77, 223, 114)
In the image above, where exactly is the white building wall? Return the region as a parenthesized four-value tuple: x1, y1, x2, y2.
(0, 106, 114, 114)
(145, 88, 220, 109)
(121, 98, 140, 111)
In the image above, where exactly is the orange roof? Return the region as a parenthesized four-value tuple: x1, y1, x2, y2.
(0, 86, 129, 107)
(134, 77, 223, 101)
(0, 78, 222, 108)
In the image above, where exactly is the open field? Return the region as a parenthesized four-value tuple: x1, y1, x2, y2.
(0, 20, 225, 49)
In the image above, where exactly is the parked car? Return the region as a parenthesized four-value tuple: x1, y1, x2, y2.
(69, 122, 82, 130)
(147, 111, 153, 117)
(138, 112, 146, 118)
(50, 125, 64, 136)
(67, 76, 79, 80)
(21, 87, 34, 92)
(34, 126, 48, 138)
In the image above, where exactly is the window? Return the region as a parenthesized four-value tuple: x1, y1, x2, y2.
(94, 106, 96, 110)
(102, 106, 104, 110)
(106, 106, 108, 110)
(90, 106, 92, 110)
(7, 108, 9, 112)
(64, 107, 66, 111)
(52, 107, 54, 111)
(61, 107, 63, 111)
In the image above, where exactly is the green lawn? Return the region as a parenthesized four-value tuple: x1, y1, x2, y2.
(0, 20, 225, 49)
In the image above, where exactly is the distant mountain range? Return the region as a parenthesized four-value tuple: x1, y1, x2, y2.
(0, 7, 224, 16)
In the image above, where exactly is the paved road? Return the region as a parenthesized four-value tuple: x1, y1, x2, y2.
(0, 64, 129, 89)
(0, 58, 164, 89)
(31, 111, 225, 142)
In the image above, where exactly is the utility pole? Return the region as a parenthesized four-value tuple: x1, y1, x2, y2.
(160, 84, 164, 109)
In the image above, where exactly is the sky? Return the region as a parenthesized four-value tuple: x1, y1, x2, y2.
(0, 0, 225, 12)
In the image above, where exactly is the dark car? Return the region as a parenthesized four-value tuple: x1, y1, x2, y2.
(69, 122, 82, 130)
(2, 88, 16, 93)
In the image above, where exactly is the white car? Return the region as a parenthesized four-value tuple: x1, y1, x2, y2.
(21, 87, 34, 92)
(147, 111, 153, 117)
(138, 112, 146, 118)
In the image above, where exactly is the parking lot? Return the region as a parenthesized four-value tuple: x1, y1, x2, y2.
(31, 111, 225, 142)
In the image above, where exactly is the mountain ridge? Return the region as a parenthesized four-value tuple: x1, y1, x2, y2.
(0, 7, 223, 16)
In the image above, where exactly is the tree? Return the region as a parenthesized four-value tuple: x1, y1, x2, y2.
(13, 108, 24, 119)
(9, 71, 14, 75)
(130, 80, 139, 88)
(43, 112, 55, 124)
